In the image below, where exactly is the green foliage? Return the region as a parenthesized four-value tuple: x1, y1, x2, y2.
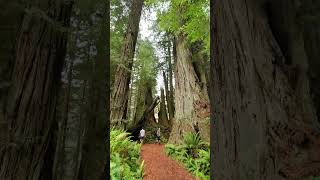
(110, 129, 144, 180)
(135, 40, 159, 88)
(165, 132, 210, 180)
(147, 0, 210, 55)
(110, 0, 130, 86)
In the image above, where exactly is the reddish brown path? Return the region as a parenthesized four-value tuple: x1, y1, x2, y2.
(140, 144, 196, 180)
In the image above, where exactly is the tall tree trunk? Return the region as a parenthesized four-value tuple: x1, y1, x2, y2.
(0, 0, 24, 151)
(126, 74, 135, 127)
(163, 71, 172, 121)
(110, 0, 144, 127)
(168, 34, 210, 144)
(74, 80, 87, 180)
(79, 1, 109, 179)
(168, 40, 175, 117)
(158, 87, 169, 127)
(211, 0, 320, 179)
(0, 1, 73, 179)
(54, 56, 74, 180)
(165, 41, 175, 121)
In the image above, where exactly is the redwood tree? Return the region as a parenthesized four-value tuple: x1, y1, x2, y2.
(211, 0, 320, 179)
(110, 0, 144, 126)
(0, 1, 73, 179)
(169, 34, 210, 144)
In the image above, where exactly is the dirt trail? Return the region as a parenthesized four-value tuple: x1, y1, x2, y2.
(140, 144, 196, 180)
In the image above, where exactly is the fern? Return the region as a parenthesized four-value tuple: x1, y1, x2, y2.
(110, 129, 144, 180)
(165, 133, 210, 180)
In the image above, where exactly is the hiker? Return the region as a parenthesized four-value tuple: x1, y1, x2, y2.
(156, 127, 161, 144)
(139, 127, 145, 144)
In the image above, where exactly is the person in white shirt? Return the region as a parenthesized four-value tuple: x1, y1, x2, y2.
(156, 127, 161, 144)
(139, 128, 145, 143)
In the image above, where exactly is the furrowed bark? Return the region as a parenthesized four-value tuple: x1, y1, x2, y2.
(0, 1, 73, 179)
(110, 0, 144, 127)
(79, 1, 109, 178)
(211, 0, 320, 179)
(168, 34, 210, 144)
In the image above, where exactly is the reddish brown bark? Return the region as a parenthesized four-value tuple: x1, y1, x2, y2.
(211, 0, 320, 179)
(110, 0, 144, 127)
(0, 1, 73, 179)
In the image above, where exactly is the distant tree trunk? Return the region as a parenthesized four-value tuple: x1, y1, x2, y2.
(168, 34, 210, 144)
(211, 0, 320, 179)
(171, 37, 177, 118)
(168, 41, 175, 115)
(165, 41, 175, 121)
(126, 73, 135, 126)
(158, 88, 169, 127)
(0, 1, 73, 179)
(110, 0, 144, 127)
(162, 71, 172, 121)
(172, 37, 177, 66)
(133, 82, 157, 126)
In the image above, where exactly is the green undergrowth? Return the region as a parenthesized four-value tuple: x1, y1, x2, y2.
(165, 132, 210, 180)
(110, 129, 144, 180)
(305, 177, 320, 180)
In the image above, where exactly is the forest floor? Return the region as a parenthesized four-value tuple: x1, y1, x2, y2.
(141, 144, 196, 180)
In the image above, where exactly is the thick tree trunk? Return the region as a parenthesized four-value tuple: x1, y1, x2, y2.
(53, 56, 74, 180)
(168, 34, 210, 144)
(74, 80, 87, 180)
(110, 0, 144, 127)
(79, 1, 109, 179)
(0, 1, 23, 148)
(211, 0, 320, 179)
(0, 1, 73, 179)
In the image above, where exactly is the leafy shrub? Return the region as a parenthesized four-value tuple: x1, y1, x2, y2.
(165, 132, 210, 180)
(110, 129, 144, 180)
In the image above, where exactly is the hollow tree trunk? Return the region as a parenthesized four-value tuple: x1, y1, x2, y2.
(168, 34, 210, 144)
(0, 1, 73, 179)
(110, 0, 144, 127)
(211, 0, 320, 179)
